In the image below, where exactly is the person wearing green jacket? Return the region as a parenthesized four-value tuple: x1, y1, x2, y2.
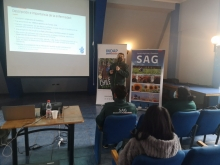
(109, 53, 129, 100)
(96, 85, 137, 130)
(163, 86, 197, 117)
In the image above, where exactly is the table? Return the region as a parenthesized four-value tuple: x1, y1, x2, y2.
(0, 106, 84, 165)
(163, 83, 220, 108)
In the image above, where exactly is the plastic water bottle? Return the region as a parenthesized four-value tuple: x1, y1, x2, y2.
(46, 100, 52, 118)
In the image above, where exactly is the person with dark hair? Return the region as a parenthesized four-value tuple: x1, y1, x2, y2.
(163, 86, 197, 117)
(118, 105, 181, 165)
(96, 85, 136, 132)
(109, 53, 129, 100)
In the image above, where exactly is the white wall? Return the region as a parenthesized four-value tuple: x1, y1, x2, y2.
(103, 4, 169, 49)
(178, 0, 219, 86)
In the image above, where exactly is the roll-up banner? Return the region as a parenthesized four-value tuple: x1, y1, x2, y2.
(129, 50, 165, 110)
(96, 44, 127, 105)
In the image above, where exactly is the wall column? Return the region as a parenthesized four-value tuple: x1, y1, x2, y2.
(167, 4, 180, 78)
(88, 0, 107, 95)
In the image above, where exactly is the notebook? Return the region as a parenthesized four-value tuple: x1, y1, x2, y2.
(2, 105, 35, 121)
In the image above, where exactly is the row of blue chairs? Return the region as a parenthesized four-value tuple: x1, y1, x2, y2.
(138, 109, 220, 148)
(111, 145, 220, 165)
(94, 109, 220, 164)
(172, 110, 220, 148)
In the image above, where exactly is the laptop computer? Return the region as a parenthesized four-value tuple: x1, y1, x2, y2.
(2, 105, 35, 121)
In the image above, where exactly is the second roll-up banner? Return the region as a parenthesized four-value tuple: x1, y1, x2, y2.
(129, 49, 165, 110)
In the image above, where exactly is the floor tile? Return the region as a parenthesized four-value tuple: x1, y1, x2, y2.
(74, 155, 96, 165)
(74, 146, 94, 158)
(29, 150, 52, 163)
(52, 148, 68, 161)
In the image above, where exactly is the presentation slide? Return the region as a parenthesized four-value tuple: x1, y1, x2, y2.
(3, 0, 90, 77)
(8, 7, 86, 55)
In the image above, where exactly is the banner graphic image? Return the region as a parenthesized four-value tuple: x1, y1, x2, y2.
(129, 50, 165, 110)
(98, 58, 115, 89)
(96, 44, 127, 105)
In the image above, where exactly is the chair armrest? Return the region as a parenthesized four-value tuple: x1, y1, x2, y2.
(111, 149, 119, 165)
(197, 140, 208, 147)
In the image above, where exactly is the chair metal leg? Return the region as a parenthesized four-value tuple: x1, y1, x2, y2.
(190, 125, 198, 148)
(215, 133, 220, 144)
(203, 135, 206, 143)
(94, 125, 103, 164)
(215, 125, 220, 144)
(99, 132, 103, 164)
(24, 128, 29, 156)
(180, 137, 182, 144)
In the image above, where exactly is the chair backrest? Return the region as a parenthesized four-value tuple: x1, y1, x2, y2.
(196, 109, 220, 135)
(103, 114, 136, 145)
(172, 111, 200, 137)
(132, 150, 185, 165)
(182, 146, 220, 165)
(136, 114, 145, 130)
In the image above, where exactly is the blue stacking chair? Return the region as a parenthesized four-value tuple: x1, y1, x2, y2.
(171, 111, 200, 146)
(94, 114, 136, 164)
(190, 109, 220, 147)
(111, 150, 185, 165)
(182, 145, 220, 165)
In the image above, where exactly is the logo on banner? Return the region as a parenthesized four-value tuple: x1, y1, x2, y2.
(137, 55, 158, 64)
(106, 49, 118, 54)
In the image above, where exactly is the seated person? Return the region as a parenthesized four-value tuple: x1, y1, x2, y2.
(96, 85, 137, 130)
(163, 86, 196, 117)
(118, 105, 181, 165)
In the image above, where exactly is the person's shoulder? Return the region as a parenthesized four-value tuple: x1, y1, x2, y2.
(104, 102, 115, 106)
(126, 102, 136, 107)
(103, 101, 118, 108)
(126, 137, 138, 145)
(122, 62, 128, 66)
(190, 100, 196, 104)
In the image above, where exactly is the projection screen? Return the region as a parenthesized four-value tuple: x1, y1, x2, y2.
(3, 0, 89, 76)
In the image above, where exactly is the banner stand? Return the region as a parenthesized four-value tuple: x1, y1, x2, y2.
(129, 49, 165, 110)
(96, 44, 127, 105)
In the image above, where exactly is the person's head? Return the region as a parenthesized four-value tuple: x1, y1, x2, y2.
(113, 85, 127, 99)
(174, 86, 194, 101)
(134, 105, 174, 141)
(117, 53, 125, 63)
